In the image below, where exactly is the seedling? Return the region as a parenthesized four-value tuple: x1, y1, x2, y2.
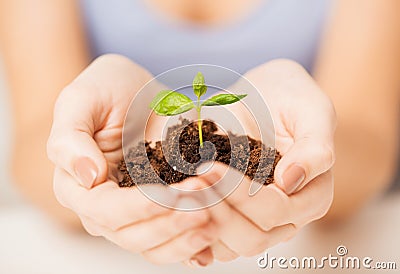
(149, 72, 247, 147)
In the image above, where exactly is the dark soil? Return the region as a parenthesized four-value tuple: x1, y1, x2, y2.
(118, 119, 281, 187)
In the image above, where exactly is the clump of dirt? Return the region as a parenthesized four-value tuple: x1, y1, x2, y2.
(119, 119, 281, 187)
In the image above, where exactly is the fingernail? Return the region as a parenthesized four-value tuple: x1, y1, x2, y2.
(282, 164, 305, 194)
(74, 157, 98, 189)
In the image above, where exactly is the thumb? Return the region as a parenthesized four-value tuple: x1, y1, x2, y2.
(47, 130, 108, 189)
(274, 139, 335, 195)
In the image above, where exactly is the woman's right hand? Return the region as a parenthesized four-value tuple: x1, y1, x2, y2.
(47, 54, 216, 265)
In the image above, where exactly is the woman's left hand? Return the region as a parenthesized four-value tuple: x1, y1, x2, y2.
(185, 59, 336, 261)
(190, 164, 333, 260)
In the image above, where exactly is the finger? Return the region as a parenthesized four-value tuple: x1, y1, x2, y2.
(179, 178, 296, 257)
(288, 170, 334, 227)
(193, 248, 214, 267)
(141, 223, 217, 265)
(53, 168, 173, 230)
(89, 199, 211, 254)
(79, 215, 102, 237)
(47, 54, 152, 188)
(48, 129, 109, 188)
(211, 241, 239, 262)
(274, 138, 335, 194)
(184, 248, 214, 268)
(195, 163, 289, 231)
(197, 163, 332, 231)
(174, 178, 238, 262)
(207, 193, 296, 257)
(243, 60, 336, 194)
(275, 89, 336, 194)
(47, 80, 111, 188)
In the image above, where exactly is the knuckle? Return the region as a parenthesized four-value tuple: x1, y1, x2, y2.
(306, 193, 333, 223)
(328, 147, 336, 166)
(105, 219, 123, 232)
(53, 185, 68, 209)
(52, 171, 71, 210)
(213, 248, 238, 262)
(194, 211, 210, 224)
(108, 221, 124, 232)
(85, 188, 137, 231)
(320, 93, 337, 120)
(46, 136, 67, 165)
(315, 94, 337, 137)
(84, 207, 112, 229)
(313, 142, 335, 170)
(188, 231, 213, 251)
(80, 218, 101, 237)
(91, 209, 127, 232)
(310, 209, 327, 223)
(313, 209, 328, 222)
(315, 192, 334, 221)
(143, 200, 159, 217)
(118, 237, 141, 254)
(75, 194, 100, 221)
(326, 144, 335, 163)
(264, 59, 305, 73)
(248, 59, 307, 82)
(321, 144, 335, 167)
(256, 188, 288, 231)
(176, 211, 209, 229)
(55, 86, 78, 108)
(46, 135, 59, 163)
(54, 85, 87, 113)
(95, 53, 130, 64)
(258, 218, 276, 232)
(92, 54, 152, 83)
(280, 59, 305, 71)
(81, 190, 116, 229)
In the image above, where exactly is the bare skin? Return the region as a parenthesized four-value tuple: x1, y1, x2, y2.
(0, 0, 90, 228)
(314, 0, 400, 222)
(0, 0, 399, 236)
(145, 0, 263, 27)
(46, 56, 335, 265)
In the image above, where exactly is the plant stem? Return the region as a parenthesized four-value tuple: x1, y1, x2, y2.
(196, 96, 203, 148)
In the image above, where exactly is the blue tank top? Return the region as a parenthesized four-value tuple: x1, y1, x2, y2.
(79, 0, 331, 76)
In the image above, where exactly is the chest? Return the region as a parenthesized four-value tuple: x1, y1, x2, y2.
(80, 0, 331, 75)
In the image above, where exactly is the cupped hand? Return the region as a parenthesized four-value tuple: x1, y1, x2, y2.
(47, 55, 335, 266)
(188, 165, 333, 260)
(47, 54, 216, 265)
(187, 59, 336, 261)
(245, 59, 336, 194)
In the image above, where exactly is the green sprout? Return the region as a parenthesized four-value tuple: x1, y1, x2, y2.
(149, 72, 247, 147)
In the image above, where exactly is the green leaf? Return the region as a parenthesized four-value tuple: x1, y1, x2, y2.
(149, 90, 195, 116)
(193, 72, 207, 97)
(149, 90, 174, 109)
(202, 94, 247, 106)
